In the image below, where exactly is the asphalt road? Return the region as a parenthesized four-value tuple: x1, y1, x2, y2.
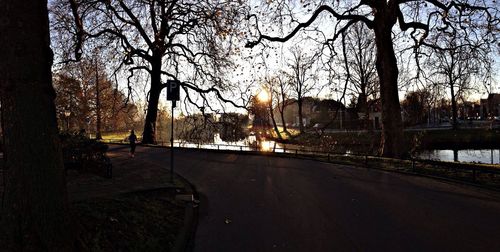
(130, 146, 500, 251)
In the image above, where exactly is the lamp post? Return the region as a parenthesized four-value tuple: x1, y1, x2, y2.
(64, 110, 71, 131)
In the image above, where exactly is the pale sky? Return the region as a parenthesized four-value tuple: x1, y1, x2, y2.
(50, 0, 500, 116)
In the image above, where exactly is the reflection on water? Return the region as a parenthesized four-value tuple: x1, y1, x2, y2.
(418, 149, 500, 164)
(174, 132, 500, 165)
(259, 140, 275, 152)
(174, 133, 283, 152)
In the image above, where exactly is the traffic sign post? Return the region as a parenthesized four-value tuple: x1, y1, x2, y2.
(167, 80, 180, 183)
(167, 80, 180, 103)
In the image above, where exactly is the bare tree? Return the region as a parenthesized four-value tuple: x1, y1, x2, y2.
(53, 72, 83, 130)
(246, 0, 499, 157)
(275, 73, 293, 137)
(343, 23, 378, 120)
(287, 46, 320, 133)
(261, 76, 283, 140)
(426, 33, 492, 129)
(401, 89, 432, 126)
(54, 57, 140, 135)
(52, 0, 245, 143)
(0, 0, 75, 249)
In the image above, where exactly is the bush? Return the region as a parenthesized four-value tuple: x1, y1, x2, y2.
(61, 131, 111, 178)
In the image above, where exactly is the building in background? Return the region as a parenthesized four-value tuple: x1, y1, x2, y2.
(480, 93, 500, 119)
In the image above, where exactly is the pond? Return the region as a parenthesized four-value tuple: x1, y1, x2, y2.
(173, 133, 285, 152)
(418, 149, 500, 164)
(172, 133, 500, 165)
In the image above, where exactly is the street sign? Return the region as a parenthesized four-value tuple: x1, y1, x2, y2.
(166, 79, 180, 183)
(167, 80, 180, 101)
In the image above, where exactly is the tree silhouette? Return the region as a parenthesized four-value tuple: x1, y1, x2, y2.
(287, 46, 320, 134)
(425, 33, 492, 129)
(246, 0, 499, 157)
(53, 0, 246, 143)
(341, 23, 378, 121)
(54, 59, 140, 134)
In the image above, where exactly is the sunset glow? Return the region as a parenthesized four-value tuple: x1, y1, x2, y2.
(260, 140, 273, 152)
(257, 89, 270, 103)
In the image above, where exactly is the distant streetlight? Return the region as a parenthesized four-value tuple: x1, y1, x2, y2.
(64, 110, 71, 131)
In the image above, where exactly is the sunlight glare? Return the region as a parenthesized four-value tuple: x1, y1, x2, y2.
(257, 89, 270, 103)
(260, 140, 273, 152)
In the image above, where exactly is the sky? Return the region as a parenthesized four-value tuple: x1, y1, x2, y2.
(49, 0, 500, 116)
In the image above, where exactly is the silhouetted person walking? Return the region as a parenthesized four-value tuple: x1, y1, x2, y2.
(128, 130, 137, 157)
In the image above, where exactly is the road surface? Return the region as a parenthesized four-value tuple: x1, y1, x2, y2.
(118, 146, 500, 251)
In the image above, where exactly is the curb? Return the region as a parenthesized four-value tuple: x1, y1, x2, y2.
(107, 143, 500, 192)
(103, 143, 199, 251)
(172, 173, 199, 252)
(320, 157, 500, 193)
(366, 165, 500, 193)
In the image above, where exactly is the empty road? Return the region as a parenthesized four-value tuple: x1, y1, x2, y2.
(114, 146, 500, 251)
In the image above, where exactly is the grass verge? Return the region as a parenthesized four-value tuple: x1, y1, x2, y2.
(72, 188, 185, 251)
(305, 153, 500, 190)
(281, 128, 500, 154)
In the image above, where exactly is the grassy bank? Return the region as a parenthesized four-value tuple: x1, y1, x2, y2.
(280, 128, 500, 155)
(305, 152, 500, 189)
(72, 188, 185, 251)
(253, 146, 500, 189)
(418, 129, 500, 149)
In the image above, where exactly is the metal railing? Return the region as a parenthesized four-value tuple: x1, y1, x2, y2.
(101, 138, 500, 188)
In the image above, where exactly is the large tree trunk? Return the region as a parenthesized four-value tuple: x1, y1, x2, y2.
(450, 83, 458, 130)
(142, 55, 162, 144)
(279, 105, 291, 137)
(269, 102, 282, 140)
(374, 15, 404, 158)
(95, 59, 102, 139)
(298, 98, 304, 133)
(357, 92, 370, 129)
(0, 0, 76, 250)
(278, 82, 291, 137)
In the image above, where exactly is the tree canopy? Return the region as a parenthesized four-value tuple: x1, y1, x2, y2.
(245, 0, 499, 157)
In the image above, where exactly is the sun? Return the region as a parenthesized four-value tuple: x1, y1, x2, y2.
(257, 89, 270, 103)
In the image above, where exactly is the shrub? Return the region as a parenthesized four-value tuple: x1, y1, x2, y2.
(61, 131, 111, 178)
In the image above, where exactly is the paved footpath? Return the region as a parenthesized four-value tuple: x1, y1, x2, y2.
(67, 145, 175, 201)
(79, 145, 500, 251)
